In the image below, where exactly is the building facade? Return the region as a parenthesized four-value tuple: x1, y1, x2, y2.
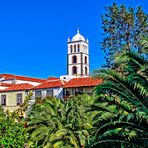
(0, 83, 33, 112)
(63, 77, 102, 99)
(32, 78, 65, 99)
(0, 29, 102, 112)
(66, 29, 89, 78)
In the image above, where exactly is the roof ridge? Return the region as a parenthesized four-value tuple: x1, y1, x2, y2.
(47, 79, 61, 82)
(0, 83, 33, 92)
(0, 82, 14, 87)
(12, 83, 33, 85)
(0, 73, 45, 80)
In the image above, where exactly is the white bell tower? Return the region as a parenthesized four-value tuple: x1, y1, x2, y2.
(67, 29, 89, 77)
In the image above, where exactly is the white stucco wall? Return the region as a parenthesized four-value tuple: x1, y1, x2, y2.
(0, 86, 8, 90)
(68, 54, 81, 64)
(67, 39, 89, 76)
(1, 80, 14, 84)
(68, 42, 88, 54)
(33, 87, 64, 99)
(15, 80, 41, 86)
(2, 79, 41, 86)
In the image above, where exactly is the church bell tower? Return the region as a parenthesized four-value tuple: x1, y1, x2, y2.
(67, 29, 89, 77)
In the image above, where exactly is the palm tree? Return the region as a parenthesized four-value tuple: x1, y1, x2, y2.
(140, 35, 148, 54)
(90, 41, 148, 147)
(26, 95, 92, 148)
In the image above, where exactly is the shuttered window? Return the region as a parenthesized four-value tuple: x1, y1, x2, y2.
(46, 90, 53, 97)
(35, 91, 42, 98)
(1, 95, 6, 106)
(16, 93, 22, 105)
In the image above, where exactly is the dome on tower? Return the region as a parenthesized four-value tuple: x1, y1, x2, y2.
(72, 29, 85, 42)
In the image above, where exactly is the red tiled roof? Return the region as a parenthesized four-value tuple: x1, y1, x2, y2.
(64, 77, 102, 88)
(33, 80, 65, 90)
(0, 74, 46, 83)
(0, 83, 14, 87)
(47, 77, 60, 81)
(0, 83, 33, 92)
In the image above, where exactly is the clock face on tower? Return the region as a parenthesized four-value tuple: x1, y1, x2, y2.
(67, 29, 89, 77)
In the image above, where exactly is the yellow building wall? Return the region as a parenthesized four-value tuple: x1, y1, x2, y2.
(0, 91, 26, 112)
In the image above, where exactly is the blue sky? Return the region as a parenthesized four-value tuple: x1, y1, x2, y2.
(0, 0, 147, 78)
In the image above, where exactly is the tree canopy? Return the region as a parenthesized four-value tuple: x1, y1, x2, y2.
(101, 3, 148, 68)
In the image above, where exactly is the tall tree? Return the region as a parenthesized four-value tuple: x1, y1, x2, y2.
(101, 3, 148, 68)
(140, 35, 148, 55)
(90, 39, 148, 147)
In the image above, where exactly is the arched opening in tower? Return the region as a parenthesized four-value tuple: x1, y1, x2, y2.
(72, 66, 77, 75)
(72, 55, 77, 63)
(85, 66, 88, 75)
(85, 56, 87, 64)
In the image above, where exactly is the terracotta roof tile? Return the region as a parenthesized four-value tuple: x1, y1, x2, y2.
(0, 83, 14, 87)
(0, 74, 46, 83)
(0, 83, 33, 92)
(33, 80, 65, 90)
(64, 77, 102, 88)
(47, 77, 60, 81)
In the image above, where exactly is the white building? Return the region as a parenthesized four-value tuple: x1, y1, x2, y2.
(32, 78, 65, 99)
(61, 29, 89, 80)
(0, 74, 45, 86)
(0, 29, 102, 112)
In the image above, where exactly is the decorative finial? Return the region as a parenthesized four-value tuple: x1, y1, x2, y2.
(67, 37, 70, 42)
(87, 38, 89, 43)
(77, 27, 79, 34)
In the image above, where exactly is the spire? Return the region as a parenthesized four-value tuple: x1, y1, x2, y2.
(77, 27, 79, 34)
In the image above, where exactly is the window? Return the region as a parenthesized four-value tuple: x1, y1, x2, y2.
(77, 44, 80, 52)
(85, 67, 88, 75)
(72, 55, 77, 63)
(46, 90, 53, 97)
(35, 91, 42, 98)
(16, 93, 22, 105)
(72, 66, 77, 75)
(76, 88, 83, 95)
(74, 44, 76, 52)
(77, 44, 80, 49)
(1, 95, 6, 106)
(70, 45, 73, 53)
(85, 56, 87, 64)
(66, 90, 70, 95)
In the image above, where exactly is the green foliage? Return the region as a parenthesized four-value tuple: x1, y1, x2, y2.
(26, 95, 93, 148)
(101, 3, 148, 67)
(0, 92, 32, 147)
(0, 106, 5, 121)
(140, 35, 148, 54)
(12, 91, 33, 121)
(91, 37, 148, 147)
(0, 109, 28, 147)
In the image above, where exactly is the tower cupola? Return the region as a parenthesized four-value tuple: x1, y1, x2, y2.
(72, 29, 85, 42)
